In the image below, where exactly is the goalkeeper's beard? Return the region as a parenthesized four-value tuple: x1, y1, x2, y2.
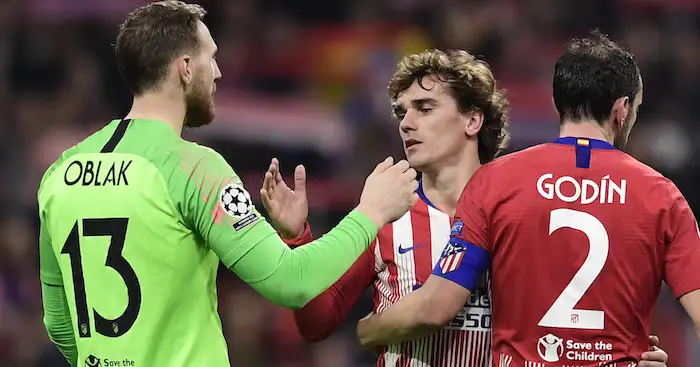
(183, 77, 215, 128)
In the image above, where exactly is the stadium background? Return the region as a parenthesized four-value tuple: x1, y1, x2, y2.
(0, 0, 698, 365)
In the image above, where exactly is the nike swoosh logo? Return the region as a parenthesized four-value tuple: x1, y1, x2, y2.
(398, 243, 426, 254)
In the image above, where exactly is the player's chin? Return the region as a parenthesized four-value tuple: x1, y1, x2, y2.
(405, 155, 428, 170)
(185, 108, 216, 127)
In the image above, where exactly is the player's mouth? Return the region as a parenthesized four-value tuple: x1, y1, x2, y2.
(404, 139, 421, 150)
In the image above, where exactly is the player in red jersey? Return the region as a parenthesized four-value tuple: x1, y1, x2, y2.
(356, 31, 697, 367)
(261, 49, 670, 366)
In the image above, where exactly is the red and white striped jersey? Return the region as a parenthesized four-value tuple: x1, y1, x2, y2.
(372, 187, 492, 367)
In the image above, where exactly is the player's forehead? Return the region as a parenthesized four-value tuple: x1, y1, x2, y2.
(394, 75, 450, 107)
(196, 20, 217, 53)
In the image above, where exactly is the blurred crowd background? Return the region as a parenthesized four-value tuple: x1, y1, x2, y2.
(0, 0, 699, 366)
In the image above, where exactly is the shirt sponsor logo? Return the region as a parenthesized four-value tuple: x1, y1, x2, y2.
(84, 354, 137, 367)
(536, 333, 615, 363)
(85, 355, 101, 367)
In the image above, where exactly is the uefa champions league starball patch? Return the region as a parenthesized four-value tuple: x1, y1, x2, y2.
(219, 184, 254, 218)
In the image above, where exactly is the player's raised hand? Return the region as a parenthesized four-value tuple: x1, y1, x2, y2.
(260, 158, 309, 238)
(356, 157, 419, 229)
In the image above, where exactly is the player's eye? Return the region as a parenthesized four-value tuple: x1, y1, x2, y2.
(419, 107, 433, 114)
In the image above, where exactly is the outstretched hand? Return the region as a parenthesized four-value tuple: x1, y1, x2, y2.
(260, 158, 309, 239)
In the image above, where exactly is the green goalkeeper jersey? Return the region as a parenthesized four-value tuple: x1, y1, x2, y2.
(38, 119, 378, 367)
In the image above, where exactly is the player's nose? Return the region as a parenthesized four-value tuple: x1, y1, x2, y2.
(213, 60, 222, 80)
(399, 111, 417, 132)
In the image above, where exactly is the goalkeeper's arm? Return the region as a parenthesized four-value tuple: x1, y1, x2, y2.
(41, 283, 78, 366)
(218, 210, 377, 309)
(176, 146, 379, 309)
(39, 217, 78, 366)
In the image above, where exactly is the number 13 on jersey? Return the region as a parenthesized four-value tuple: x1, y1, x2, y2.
(538, 209, 609, 330)
(61, 217, 142, 338)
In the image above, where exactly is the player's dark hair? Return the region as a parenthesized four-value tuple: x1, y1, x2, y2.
(553, 30, 641, 125)
(115, 1, 206, 95)
(388, 49, 510, 163)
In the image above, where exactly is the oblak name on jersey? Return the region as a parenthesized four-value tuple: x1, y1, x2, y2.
(63, 159, 133, 187)
(536, 173, 626, 205)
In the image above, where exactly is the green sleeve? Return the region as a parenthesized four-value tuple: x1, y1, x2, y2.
(38, 169, 77, 365)
(232, 210, 377, 309)
(39, 213, 63, 286)
(176, 144, 277, 263)
(38, 159, 65, 286)
(41, 282, 77, 366)
(176, 145, 378, 308)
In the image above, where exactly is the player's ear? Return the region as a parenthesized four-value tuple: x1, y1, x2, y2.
(610, 96, 629, 131)
(176, 55, 194, 87)
(463, 110, 484, 138)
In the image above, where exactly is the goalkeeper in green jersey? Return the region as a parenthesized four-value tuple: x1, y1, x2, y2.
(37, 1, 419, 366)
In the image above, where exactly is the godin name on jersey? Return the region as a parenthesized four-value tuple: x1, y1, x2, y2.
(537, 173, 627, 205)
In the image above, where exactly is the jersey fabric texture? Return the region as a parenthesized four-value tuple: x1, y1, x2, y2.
(38, 119, 378, 367)
(436, 137, 700, 366)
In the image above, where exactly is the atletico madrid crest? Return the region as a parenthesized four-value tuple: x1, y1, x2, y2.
(438, 240, 467, 274)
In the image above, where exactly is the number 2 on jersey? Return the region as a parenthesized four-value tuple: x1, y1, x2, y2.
(61, 218, 142, 338)
(538, 209, 609, 330)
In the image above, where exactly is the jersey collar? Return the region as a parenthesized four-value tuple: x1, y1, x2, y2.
(126, 118, 180, 137)
(417, 180, 437, 209)
(553, 137, 616, 150)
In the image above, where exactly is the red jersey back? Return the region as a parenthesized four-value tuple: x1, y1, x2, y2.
(452, 137, 700, 366)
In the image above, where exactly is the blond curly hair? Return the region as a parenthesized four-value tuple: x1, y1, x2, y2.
(388, 49, 510, 163)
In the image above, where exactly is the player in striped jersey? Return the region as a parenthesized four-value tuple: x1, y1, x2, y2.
(262, 48, 669, 367)
(261, 49, 506, 366)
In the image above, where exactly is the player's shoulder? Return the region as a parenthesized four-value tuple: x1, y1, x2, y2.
(173, 141, 239, 183)
(38, 145, 80, 198)
(614, 153, 682, 200)
(466, 144, 544, 183)
(486, 143, 554, 168)
(37, 122, 118, 194)
(178, 141, 228, 166)
(606, 149, 664, 177)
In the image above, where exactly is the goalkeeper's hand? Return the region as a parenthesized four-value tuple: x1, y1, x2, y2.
(260, 158, 309, 239)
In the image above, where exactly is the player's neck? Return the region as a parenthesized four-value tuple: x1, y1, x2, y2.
(420, 154, 480, 216)
(559, 120, 613, 144)
(125, 92, 186, 136)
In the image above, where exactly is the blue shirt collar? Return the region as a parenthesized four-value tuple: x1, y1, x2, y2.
(553, 137, 616, 150)
(417, 180, 437, 209)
